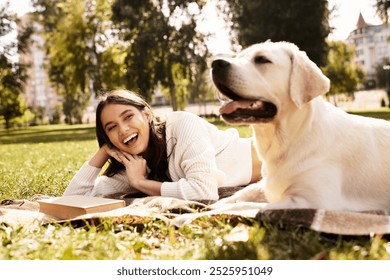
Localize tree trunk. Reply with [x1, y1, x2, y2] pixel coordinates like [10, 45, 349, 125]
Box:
[170, 85, 178, 111]
[5, 117, 11, 129]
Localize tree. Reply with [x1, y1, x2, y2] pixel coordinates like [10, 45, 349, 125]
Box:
[83, 0, 127, 92]
[375, 59, 390, 87]
[111, 0, 209, 110]
[0, 2, 32, 128]
[32, 0, 126, 124]
[46, 0, 93, 124]
[218, 0, 330, 66]
[375, 0, 390, 22]
[322, 40, 364, 101]
[0, 65, 26, 129]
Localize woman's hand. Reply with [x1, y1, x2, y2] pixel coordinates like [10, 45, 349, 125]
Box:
[92, 147, 161, 196]
[114, 151, 162, 196]
[115, 151, 148, 189]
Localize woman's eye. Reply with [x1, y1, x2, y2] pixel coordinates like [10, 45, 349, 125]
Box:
[107, 125, 116, 132]
[125, 114, 133, 120]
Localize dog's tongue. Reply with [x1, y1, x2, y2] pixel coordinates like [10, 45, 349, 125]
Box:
[219, 100, 256, 114]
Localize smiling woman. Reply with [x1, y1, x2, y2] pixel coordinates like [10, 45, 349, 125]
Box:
[100, 104, 151, 156]
[63, 89, 262, 201]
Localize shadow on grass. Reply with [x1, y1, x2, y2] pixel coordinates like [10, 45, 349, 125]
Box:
[0, 125, 96, 144]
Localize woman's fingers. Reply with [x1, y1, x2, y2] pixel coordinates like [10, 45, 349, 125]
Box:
[115, 151, 144, 164]
[107, 148, 144, 167]
[102, 145, 124, 162]
[111, 151, 124, 163]
[121, 151, 144, 161]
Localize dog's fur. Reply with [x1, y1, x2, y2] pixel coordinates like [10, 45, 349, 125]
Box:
[211, 41, 390, 211]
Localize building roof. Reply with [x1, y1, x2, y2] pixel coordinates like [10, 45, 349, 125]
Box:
[356, 12, 369, 29]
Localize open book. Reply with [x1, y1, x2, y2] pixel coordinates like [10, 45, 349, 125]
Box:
[38, 195, 126, 219]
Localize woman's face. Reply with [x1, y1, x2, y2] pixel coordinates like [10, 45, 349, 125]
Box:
[100, 103, 151, 155]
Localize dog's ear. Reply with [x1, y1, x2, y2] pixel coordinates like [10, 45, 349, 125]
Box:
[289, 49, 330, 108]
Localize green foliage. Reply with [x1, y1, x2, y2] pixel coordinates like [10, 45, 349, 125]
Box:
[374, 59, 390, 104]
[220, 0, 330, 66]
[322, 40, 365, 96]
[0, 78, 26, 128]
[111, 0, 209, 110]
[187, 66, 215, 105]
[172, 63, 190, 110]
[32, 0, 126, 124]
[31, 0, 210, 115]
[0, 3, 31, 128]
[37, 0, 90, 124]
[10, 108, 35, 126]
[375, 0, 390, 23]
[99, 44, 127, 90]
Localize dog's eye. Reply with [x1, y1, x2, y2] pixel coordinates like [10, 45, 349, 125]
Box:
[254, 56, 271, 64]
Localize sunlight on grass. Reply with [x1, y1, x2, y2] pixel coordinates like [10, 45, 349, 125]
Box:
[0, 124, 97, 199]
[0, 140, 97, 199]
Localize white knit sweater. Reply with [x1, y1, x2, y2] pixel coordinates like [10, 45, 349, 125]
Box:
[64, 111, 252, 200]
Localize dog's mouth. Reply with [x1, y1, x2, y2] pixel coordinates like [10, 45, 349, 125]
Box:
[214, 81, 277, 124]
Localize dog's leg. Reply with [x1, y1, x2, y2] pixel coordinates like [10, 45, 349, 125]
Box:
[263, 196, 313, 210]
[210, 181, 266, 209]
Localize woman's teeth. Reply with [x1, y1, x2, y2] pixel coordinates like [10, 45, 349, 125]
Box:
[123, 133, 137, 144]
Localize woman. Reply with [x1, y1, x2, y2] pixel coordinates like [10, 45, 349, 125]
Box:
[64, 89, 262, 201]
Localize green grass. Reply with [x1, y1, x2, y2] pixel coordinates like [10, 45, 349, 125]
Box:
[0, 124, 97, 199]
[348, 108, 390, 121]
[1, 111, 390, 260]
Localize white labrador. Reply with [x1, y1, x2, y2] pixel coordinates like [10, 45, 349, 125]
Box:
[210, 41, 390, 212]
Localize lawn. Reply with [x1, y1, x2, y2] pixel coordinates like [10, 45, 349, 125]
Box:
[348, 108, 390, 120]
[1, 111, 390, 260]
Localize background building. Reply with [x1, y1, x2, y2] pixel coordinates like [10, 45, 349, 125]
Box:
[347, 13, 390, 81]
[19, 16, 61, 124]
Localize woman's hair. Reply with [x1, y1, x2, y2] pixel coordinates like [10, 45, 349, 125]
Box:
[95, 89, 171, 182]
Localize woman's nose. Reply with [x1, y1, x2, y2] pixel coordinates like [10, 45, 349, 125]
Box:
[118, 123, 129, 135]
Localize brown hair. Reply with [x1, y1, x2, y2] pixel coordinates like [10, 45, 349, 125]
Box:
[95, 89, 171, 182]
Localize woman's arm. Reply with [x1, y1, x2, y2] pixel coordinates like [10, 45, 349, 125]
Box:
[63, 146, 136, 197]
[88, 145, 117, 168]
[63, 162, 102, 196]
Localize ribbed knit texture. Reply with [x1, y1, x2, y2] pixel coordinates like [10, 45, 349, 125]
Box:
[64, 163, 140, 197]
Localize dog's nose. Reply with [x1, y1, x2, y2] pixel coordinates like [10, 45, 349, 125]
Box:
[212, 59, 230, 69]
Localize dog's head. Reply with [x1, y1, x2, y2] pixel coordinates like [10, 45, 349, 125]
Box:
[211, 41, 330, 124]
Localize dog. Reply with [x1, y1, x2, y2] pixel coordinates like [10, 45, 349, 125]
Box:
[210, 41, 390, 212]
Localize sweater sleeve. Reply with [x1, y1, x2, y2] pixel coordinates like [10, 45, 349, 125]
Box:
[161, 113, 226, 201]
[63, 162, 138, 197]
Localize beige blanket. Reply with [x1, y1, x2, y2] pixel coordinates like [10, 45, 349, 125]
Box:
[1, 187, 390, 236]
